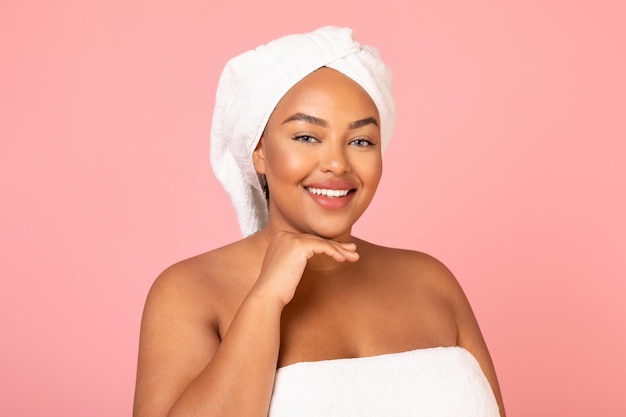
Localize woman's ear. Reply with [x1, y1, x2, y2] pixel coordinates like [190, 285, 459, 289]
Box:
[252, 136, 266, 175]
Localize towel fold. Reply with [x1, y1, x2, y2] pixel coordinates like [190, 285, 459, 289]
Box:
[210, 26, 396, 237]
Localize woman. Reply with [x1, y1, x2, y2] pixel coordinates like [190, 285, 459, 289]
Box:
[133, 27, 505, 417]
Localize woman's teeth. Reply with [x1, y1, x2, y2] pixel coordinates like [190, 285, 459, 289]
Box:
[306, 187, 350, 198]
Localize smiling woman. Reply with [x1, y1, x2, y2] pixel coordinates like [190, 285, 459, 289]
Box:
[133, 26, 505, 417]
[252, 68, 383, 239]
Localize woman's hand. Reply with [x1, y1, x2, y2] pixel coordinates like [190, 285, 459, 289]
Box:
[253, 231, 359, 307]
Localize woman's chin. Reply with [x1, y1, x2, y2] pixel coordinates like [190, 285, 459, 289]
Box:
[306, 224, 354, 241]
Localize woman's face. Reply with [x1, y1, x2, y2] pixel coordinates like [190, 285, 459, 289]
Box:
[253, 67, 383, 240]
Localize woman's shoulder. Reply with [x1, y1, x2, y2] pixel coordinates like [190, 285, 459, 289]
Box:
[356, 238, 464, 296]
[357, 238, 451, 271]
[157, 237, 260, 283]
[143, 238, 262, 319]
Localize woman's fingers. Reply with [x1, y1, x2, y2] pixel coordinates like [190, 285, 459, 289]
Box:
[254, 232, 359, 306]
[303, 239, 359, 262]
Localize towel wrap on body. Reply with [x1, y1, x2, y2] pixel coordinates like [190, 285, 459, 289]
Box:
[269, 347, 500, 417]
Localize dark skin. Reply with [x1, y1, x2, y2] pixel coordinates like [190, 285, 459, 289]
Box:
[133, 68, 506, 417]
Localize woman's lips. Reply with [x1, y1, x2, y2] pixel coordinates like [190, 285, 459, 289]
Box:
[303, 182, 356, 209]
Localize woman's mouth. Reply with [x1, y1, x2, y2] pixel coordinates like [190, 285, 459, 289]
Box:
[305, 187, 351, 198]
[304, 185, 355, 210]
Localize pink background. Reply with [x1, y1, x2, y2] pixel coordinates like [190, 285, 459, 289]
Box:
[1, 1, 624, 415]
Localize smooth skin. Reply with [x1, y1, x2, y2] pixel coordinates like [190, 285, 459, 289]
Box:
[133, 68, 506, 417]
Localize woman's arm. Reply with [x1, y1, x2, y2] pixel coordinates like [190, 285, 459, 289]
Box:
[133, 232, 359, 417]
[451, 275, 507, 417]
[133, 269, 283, 417]
[413, 252, 506, 417]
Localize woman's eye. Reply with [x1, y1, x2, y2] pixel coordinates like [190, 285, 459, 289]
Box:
[294, 135, 319, 143]
[350, 138, 375, 147]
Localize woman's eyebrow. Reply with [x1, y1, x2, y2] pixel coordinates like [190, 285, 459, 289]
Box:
[281, 113, 379, 130]
[281, 113, 327, 127]
[348, 117, 379, 129]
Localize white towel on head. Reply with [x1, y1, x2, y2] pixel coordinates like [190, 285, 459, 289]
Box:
[210, 26, 396, 237]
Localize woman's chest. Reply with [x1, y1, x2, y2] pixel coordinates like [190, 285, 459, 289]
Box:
[275, 273, 458, 367]
[211, 259, 458, 367]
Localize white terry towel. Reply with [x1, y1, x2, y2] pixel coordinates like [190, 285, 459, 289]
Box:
[210, 26, 396, 237]
[269, 347, 501, 417]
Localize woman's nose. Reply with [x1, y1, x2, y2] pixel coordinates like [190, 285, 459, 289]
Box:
[319, 140, 350, 174]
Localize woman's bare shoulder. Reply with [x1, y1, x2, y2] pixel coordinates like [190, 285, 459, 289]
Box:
[356, 238, 464, 295]
[143, 238, 261, 322]
[357, 238, 451, 271]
